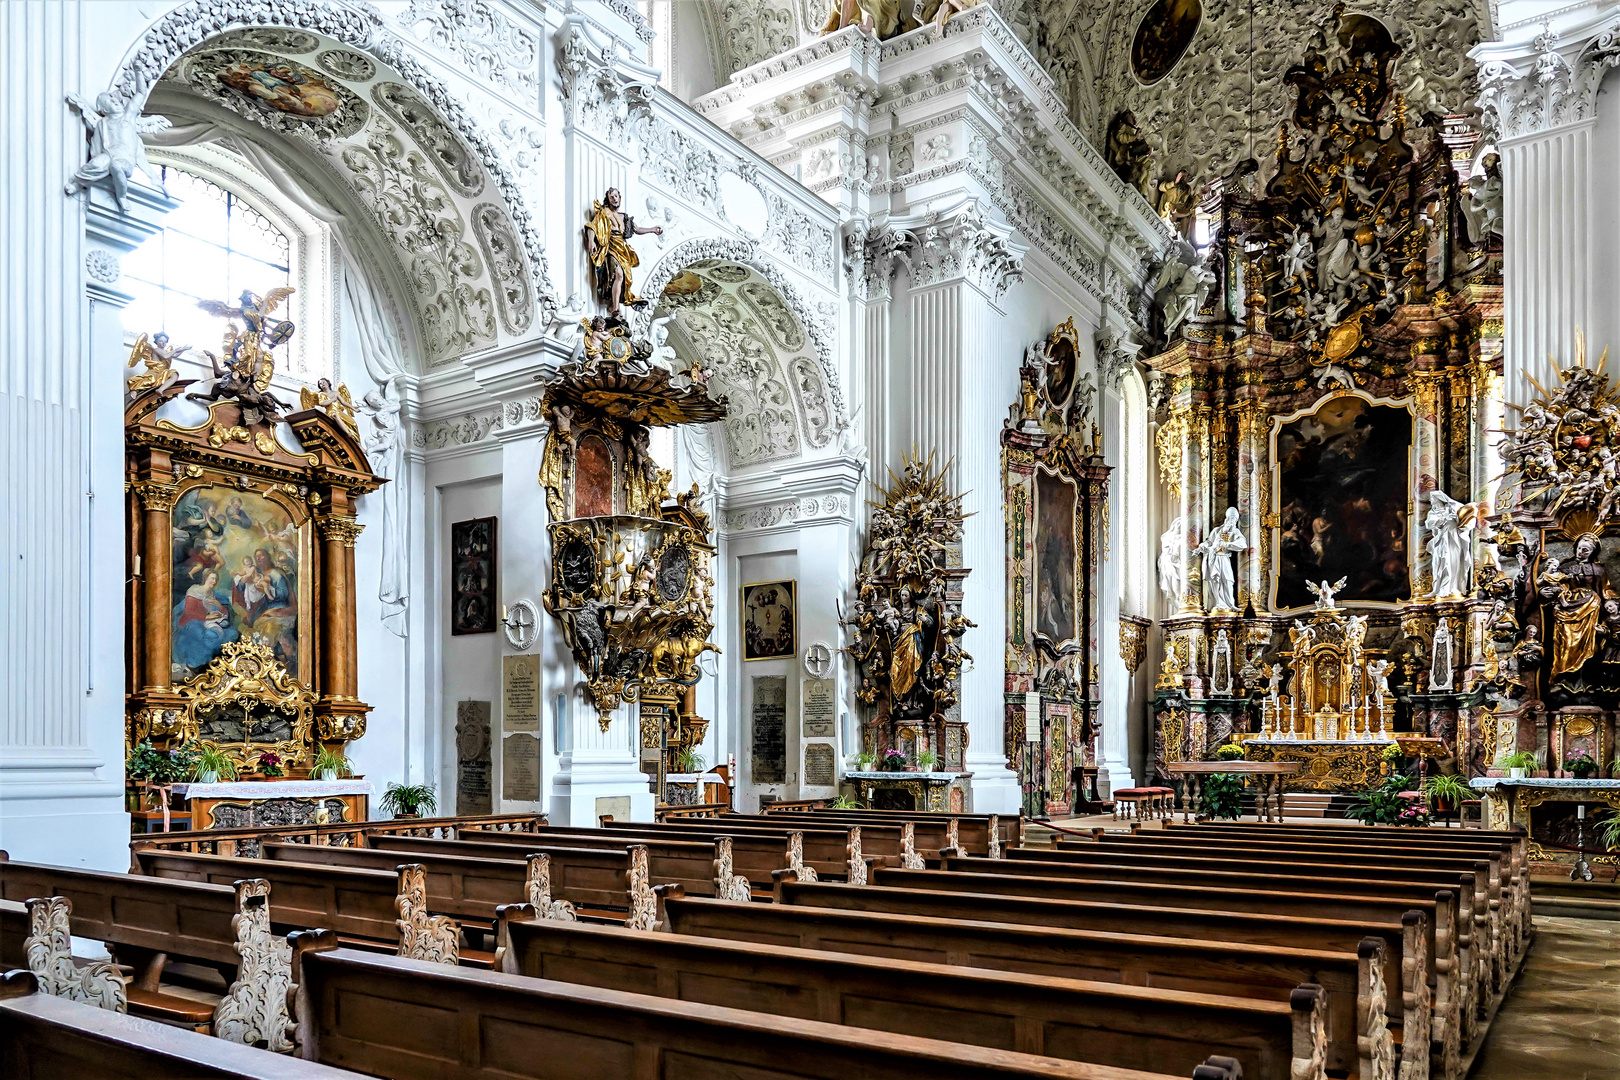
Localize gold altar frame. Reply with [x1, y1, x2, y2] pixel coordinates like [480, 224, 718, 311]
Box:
[1266, 388, 1416, 614]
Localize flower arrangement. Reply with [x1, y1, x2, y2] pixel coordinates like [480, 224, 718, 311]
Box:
[255, 751, 286, 778]
[1564, 753, 1598, 779]
[127, 740, 198, 786]
[1381, 743, 1404, 763]
[1214, 743, 1247, 761]
[879, 749, 909, 772]
[1395, 803, 1433, 828]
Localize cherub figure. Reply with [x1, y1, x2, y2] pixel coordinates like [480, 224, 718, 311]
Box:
[1306, 576, 1349, 610]
[126, 331, 187, 394]
[64, 92, 171, 210]
[300, 377, 358, 434]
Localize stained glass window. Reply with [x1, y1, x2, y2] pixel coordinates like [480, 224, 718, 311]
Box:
[122, 167, 293, 352]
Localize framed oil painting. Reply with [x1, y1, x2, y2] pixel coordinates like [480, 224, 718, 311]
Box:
[171, 485, 309, 683]
[1131, 0, 1202, 85]
[743, 580, 796, 661]
[1272, 395, 1412, 610]
[451, 516, 498, 635]
[1034, 469, 1078, 645]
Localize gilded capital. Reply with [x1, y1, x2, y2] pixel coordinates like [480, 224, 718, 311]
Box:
[134, 480, 180, 512]
[316, 515, 365, 547]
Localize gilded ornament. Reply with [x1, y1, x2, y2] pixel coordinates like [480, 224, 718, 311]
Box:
[299, 377, 359, 435]
[1155, 410, 1187, 497]
[179, 640, 315, 769]
[187, 287, 298, 424]
[125, 331, 187, 394]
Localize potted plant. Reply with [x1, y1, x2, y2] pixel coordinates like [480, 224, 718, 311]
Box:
[1349, 775, 1412, 826]
[380, 782, 437, 819]
[312, 747, 353, 782]
[192, 744, 238, 785]
[915, 749, 940, 773]
[1381, 743, 1404, 765]
[672, 748, 706, 775]
[1214, 743, 1247, 762]
[255, 751, 286, 779]
[879, 749, 909, 773]
[851, 751, 876, 772]
[1612, 755, 1620, 780]
[1599, 809, 1620, 853]
[829, 795, 865, 809]
[1564, 752, 1599, 780]
[1395, 802, 1433, 827]
[1423, 772, 1470, 815]
[1499, 750, 1539, 780]
[1201, 773, 1248, 820]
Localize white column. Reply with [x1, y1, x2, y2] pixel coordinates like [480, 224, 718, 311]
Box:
[901, 200, 1026, 813]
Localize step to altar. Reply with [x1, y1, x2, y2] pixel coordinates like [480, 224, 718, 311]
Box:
[1274, 792, 1357, 818]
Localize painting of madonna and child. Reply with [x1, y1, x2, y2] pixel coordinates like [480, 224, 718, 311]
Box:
[171, 486, 304, 682]
[1274, 396, 1412, 610]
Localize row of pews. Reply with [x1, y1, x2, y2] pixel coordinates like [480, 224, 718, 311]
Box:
[0, 806, 1530, 1080]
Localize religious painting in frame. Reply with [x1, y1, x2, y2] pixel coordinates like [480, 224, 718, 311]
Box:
[1131, 0, 1202, 85]
[171, 484, 311, 684]
[1271, 393, 1412, 611]
[742, 580, 797, 661]
[451, 516, 498, 635]
[1034, 468, 1079, 646]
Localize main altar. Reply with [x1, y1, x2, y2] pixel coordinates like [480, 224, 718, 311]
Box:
[124, 289, 384, 830]
[1144, 8, 1503, 794]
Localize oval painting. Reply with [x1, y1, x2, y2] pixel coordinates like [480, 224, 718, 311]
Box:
[1131, 0, 1203, 86]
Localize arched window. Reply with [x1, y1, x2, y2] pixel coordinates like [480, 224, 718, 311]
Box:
[122, 166, 293, 350]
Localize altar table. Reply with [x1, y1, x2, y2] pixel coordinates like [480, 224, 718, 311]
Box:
[843, 771, 970, 812]
[1167, 761, 1303, 822]
[168, 779, 373, 831]
[1469, 777, 1620, 872]
[1241, 738, 1395, 793]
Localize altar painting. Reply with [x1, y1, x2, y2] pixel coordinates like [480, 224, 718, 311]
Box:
[1273, 396, 1411, 610]
[1035, 469, 1077, 645]
[171, 486, 305, 682]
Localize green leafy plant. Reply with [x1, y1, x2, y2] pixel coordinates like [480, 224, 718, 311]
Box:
[192, 743, 238, 783]
[1499, 750, 1540, 773]
[127, 740, 198, 785]
[915, 750, 940, 771]
[1381, 743, 1405, 763]
[1214, 743, 1247, 761]
[1201, 773, 1248, 820]
[672, 748, 706, 774]
[255, 751, 286, 778]
[879, 749, 909, 772]
[1611, 755, 1620, 779]
[852, 751, 876, 771]
[1598, 809, 1620, 853]
[380, 782, 437, 817]
[1349, 774, 1414, 826]
[1395, 803, 1432, 827]
[829, 795, 865, 810]
[1423, 773, 1470, 809]
[312, 747, 353, 780]
[1564, 753, 1598, 778]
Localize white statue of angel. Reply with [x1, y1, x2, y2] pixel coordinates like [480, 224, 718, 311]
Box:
[1366, 658, 1392, 701]
[1306, 577, 1348, 611]
[1155, 255, 1215, 338]
[64, 92, 170, 211]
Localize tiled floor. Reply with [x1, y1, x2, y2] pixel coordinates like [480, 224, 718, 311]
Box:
[1472, 916, 1620, 1080]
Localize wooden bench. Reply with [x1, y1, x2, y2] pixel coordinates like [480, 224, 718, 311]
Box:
[0, 854, 290, 1047]
[771, 876, 1433, 1080]
[496, 909, 1324, 1080]
[762, 808, 1020, 857]
[606, 813, 924, 872]
[656, 801, 732, 819]
[266, 840, 657, 927]
[132, 848, 461, 966]
[126, 813, 549, 860]
[0, 970, 363, 1079]
[599, 818, 884, 880]
[286, 932, 1245, 1080]
[464, 823, 813, 890]
[871, 865, 1462, 1080]
[653, 892, 1382, 1080]
[398, 830, 738, 897]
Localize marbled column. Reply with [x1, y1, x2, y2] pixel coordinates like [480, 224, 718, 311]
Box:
[1411, 370, 1444, 599]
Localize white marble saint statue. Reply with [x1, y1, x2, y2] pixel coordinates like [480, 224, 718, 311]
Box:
[1195, 507, 1248, 613]
[1425, 490, 1475, 599]
[1157, 515, 1186, 606]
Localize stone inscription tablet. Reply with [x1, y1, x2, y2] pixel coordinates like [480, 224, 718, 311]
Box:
[751, 676, 786, 783]
[455, 700, 493, 815]
[803, 742, 836, 787]
[502, 654, 540, 732]
[502, 732, 541, 802]
[801, 677, 835, 738]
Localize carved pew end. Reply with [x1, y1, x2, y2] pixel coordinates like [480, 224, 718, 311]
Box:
[652, 883, 685, 932]
[1193, 1056, 1245, 1080]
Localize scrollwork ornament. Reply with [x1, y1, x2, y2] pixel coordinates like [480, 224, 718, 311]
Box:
[845, 826, 867, 885]
[26, 897, 126, 1012]
[212, 879, 293, 1052]
[712, 836, 753, 901]
[394, 864, 460, 964]
[525, 854, 579, 921]
[624, 845, 658, 930]
[786, 831, 817, 882]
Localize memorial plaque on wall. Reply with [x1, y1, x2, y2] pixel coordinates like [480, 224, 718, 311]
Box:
[803, 742, 836, 787]
[451, 516, 497, 634]
[801, 677, 835, 738]
[502, 732, 541, 802]
[502, 654, 540, 732]
[751, 676, 787, 783]
[455, 700, 493, 815]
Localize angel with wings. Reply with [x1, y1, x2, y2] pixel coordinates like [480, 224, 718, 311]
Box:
[300, 377, 357, 433]
[125, 331, 186, 395]
[187, 287, 297, 422]
[1306, 576, 1348, 611]
[64, 92, 170, 211]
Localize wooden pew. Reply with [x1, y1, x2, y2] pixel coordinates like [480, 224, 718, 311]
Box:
[265, 840, 657, 925]
[496, 909, 1327, 1080]
[126, 812, 549, 860]
[871, 865, 1462, 1080]
[1, 898, 28, 968]
[0, 854, 289, 1046]
[655, 892, 1385, 1080]
[0, 970, 364, 1080]
[376, 831, 731, 898]
[770, 879, 1432, 1080]
[286, 932, 1246, 1080]
[768, 807, 1021, 856]
[598, 818, 883, 880]
[461, 824, 799, 890]
[131, 848, 462, 965]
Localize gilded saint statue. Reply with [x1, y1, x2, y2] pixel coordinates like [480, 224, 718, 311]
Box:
[887, 585, 934, 698]
[1538, 534, 1613, 678]
[582, 188, 662, 319]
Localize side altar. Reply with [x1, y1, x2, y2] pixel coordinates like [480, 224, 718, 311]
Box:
[124, 288, 384, 829]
